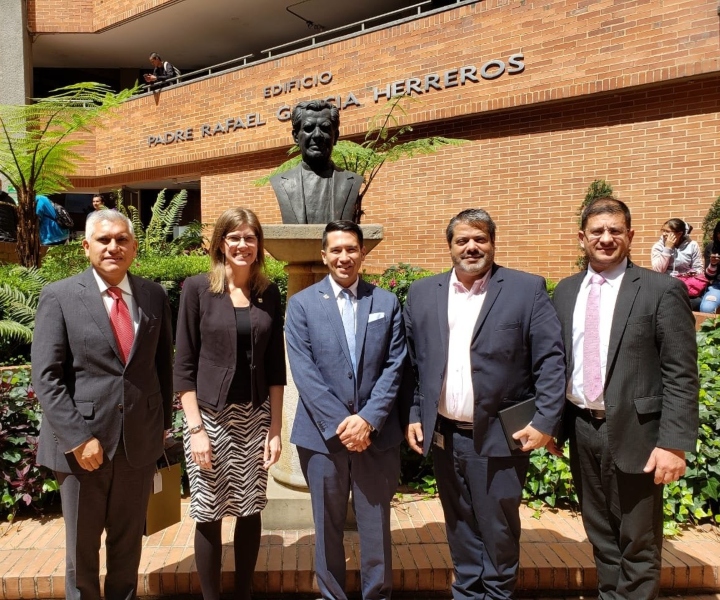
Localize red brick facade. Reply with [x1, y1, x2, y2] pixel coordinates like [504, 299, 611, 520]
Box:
[53, 0, 720, 279]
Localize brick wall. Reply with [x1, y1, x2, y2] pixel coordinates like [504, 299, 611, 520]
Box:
[61, 0, 720, 280]
[28, 0, 178, 32]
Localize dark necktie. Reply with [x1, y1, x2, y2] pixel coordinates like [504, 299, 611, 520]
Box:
[107, 286, 134, 363]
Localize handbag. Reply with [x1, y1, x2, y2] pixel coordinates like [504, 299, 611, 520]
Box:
[144, 450, 182, 536]
[675, 272, 708, 298]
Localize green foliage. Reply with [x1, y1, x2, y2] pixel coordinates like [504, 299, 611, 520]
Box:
[576, 179, 614, 270]
[115, 189, 191, 257]
[523, 447, 577, 516]
[701, 193, 720, 247]
[0, 268, 48, 363]
[255, 96, 466, 222]
[37, 241, 88, 281]
[666, 317, 720, 532]
[0, 368, 58, 520]
[0, 82, 141, 267]
[368, 263, 434, 306]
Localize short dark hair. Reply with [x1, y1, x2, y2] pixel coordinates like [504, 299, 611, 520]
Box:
[580, 196, 631, 230]
[323, 220, 363, 249]
[446, 208, 496, 246]
[149, 52, 162, 61]
[291, 100, 340, 138]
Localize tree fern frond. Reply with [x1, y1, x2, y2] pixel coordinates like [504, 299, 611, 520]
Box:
[0, 319, 33, 344]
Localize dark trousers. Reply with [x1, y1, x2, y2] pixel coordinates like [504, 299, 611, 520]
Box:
[569, 413, 664, 600]
[57, 444, 155, 600]
[298, 445, 400, 600]
[432, 421, 529, 600]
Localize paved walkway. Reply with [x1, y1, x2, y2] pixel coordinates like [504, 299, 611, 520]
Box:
[1, 495, 719, 599]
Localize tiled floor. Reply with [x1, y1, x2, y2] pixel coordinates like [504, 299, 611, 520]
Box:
[1, 496, 718, 599]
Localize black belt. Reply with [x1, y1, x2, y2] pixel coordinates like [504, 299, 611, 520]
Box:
[573, 405, 606, 421]
[437, 414, 474, 431]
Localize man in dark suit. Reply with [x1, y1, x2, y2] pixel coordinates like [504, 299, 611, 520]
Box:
[270, 100, 362, 224]
[33, 210, 174, 600]
[285, 220, 406, 600]
[550, 197, 699, 600]
[404, 208, 566, 600]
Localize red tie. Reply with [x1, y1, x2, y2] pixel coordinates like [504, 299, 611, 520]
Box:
[107, 286, 134, 363]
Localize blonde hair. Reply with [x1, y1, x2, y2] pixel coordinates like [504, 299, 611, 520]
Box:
[208, 207, 269, 295]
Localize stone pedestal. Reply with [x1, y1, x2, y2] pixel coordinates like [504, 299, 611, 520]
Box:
[261, 224, 382, 529]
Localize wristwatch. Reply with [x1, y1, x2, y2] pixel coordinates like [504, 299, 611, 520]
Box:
[188, 423, 205, 435]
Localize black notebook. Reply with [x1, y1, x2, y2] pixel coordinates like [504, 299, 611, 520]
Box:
[498, 398, 536, 450]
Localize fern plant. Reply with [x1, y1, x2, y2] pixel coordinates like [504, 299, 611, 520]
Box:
[114, 189, 188, 256]
[0, 82, 141, 267]
[0, 267, 48, 345]
[255, 95, 466, 222]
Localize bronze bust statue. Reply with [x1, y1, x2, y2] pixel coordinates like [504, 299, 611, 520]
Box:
[271, 100, 362, 224]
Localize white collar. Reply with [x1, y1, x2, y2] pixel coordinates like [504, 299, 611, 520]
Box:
[585, 258, 627, 289]
[92, 269, 133, 296]
[328, 275, 360, 299]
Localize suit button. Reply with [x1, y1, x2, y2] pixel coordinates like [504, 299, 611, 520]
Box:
[117, 404, 123, 411]
[347, 372, 353, 378]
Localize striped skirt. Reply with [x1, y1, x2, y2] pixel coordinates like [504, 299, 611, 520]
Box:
[183, 401, 270, 522]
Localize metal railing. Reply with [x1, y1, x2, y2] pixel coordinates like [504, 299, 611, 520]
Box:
[136, 0, 477, 96]
[261, 1, 433, 58]
[143, 53, 254, 91]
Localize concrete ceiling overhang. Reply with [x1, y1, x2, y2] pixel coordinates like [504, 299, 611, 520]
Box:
[31, 0, 416, 70]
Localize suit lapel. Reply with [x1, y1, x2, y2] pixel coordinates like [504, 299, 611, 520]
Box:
[606, 262, 641, 375]
[436, 272, 451, 359]
[354, 279, 373, 369]
[472, 265, 502, 342]
[333, 170, 358, 219]
[126, 273, 150, 364]
[560, 272, 585, 374]
[281, 170, 307, 223]
[318, 277, 354, 371]
[77, 268, 123, 363]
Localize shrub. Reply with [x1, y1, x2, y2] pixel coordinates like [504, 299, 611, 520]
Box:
[369, 263, 434, 306]
[0, 368, 58, 520]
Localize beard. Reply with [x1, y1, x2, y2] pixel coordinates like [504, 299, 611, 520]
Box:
[452, 251, 493, 277]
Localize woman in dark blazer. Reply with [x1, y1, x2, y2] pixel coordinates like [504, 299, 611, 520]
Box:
[174, 207, 286, 600]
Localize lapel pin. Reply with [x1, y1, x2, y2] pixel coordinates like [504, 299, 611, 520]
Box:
[258, 298, 263, 303]
[323, 294, 330, 299]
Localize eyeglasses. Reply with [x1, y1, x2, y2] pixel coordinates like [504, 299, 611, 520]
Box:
[224, 234, 258, 247]
[584, 226, 628, 241]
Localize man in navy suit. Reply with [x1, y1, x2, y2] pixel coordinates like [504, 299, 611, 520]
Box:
[404, 208, 566, 600]
[285, 220, 406, 600]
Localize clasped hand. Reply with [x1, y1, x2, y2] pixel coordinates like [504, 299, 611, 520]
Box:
[337, 415, 372, 452]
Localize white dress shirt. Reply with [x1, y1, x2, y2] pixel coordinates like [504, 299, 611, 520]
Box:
[439, 269, 490, 422]
[328, 276, 359, 325]
[92, 270, 140, 334]
[568, 259, 627, 409]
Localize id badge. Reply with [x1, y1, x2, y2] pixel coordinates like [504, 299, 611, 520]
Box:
[432, 430, 445, 450]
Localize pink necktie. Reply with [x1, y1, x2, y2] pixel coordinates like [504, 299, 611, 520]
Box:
[583, 274, 605, 403]
[107, 287, 134, 363]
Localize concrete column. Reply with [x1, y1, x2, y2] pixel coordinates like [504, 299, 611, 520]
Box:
[0, 0, 33, 106]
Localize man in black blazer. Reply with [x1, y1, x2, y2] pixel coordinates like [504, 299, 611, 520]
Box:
[404, 208, 566, 600]
[270, 100, 362, 224]
[33, 210, 174, 600]
[551, 197, 699, 600]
